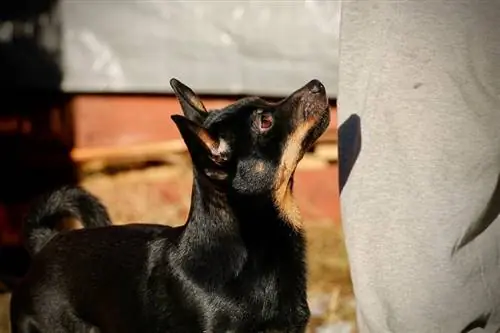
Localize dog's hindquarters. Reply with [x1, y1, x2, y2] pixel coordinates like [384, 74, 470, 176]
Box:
[10, 296, 96, 333]
[23, 186, 112, 256]
[10, 265, 102, 333]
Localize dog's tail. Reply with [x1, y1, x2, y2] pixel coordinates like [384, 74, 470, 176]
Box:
[23, 186, 112, 256]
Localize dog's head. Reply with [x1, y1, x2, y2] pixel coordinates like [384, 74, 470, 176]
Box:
[171, 79, 330, 228]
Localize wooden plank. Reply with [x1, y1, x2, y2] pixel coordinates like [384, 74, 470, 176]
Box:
[297, 155, 330, 171]
[313, 143, 338, 162]
[71, 139, 186, 162]
[72, 137, 337, 175]
[70, 95, 235, 149]
[69, 95, 338, 150]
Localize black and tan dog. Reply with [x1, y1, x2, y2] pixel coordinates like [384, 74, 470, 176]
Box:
[10, 78, 331, 333]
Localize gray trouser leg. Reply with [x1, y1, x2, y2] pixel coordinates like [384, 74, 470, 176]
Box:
[337, 2, 500, 332]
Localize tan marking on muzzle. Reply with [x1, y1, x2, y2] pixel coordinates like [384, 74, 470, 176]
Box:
[57, 217, 84, 231]
[273, 119, 316, 230]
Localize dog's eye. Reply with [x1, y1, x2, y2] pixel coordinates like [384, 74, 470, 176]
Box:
[260, 113, 273, 129]
[255, 110, 273, 132]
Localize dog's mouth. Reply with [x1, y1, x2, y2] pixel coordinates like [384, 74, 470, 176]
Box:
[273, 79, 331, 188]
[296, 80, 331, 153]
[273, 79, 332, 170]
[271, 80, 331, 228]
[302, 105, 330, 151]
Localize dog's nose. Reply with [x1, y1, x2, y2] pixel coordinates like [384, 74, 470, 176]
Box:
[307, 79, 325, 94]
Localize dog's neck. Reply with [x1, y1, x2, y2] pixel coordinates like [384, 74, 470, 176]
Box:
[174, 172, 305, 288]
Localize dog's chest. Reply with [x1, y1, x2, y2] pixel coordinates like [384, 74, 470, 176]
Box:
[202, 274, 287, 331]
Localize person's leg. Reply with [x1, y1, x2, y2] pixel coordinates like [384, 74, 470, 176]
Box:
[337, 2, 500, 332]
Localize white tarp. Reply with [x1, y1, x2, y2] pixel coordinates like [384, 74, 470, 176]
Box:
[62, 0, 340, 97]
[0, 1, 340, 97]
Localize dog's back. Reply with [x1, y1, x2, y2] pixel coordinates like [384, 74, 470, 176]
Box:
[11, 224, 185, 333]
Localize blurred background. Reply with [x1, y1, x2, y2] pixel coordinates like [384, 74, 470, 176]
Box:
[0, 1, 353, 332]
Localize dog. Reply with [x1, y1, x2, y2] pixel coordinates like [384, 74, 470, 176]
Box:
[10, 78, 331, 333]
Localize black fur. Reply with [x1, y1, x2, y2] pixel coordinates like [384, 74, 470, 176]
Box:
[23, 186, 112, 256]
[10, 79, 330, 333]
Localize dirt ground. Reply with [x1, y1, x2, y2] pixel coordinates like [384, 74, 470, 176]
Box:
[0, 163, 356, 333]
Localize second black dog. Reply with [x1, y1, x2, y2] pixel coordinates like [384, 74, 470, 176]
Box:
[10, 78, 331, 333]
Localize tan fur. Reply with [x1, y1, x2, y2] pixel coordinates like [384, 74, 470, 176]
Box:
[273, 120, 316, 230]
[57, 217, 84, 231]
[195, 128, 230, 161]
[254, 161, 265, 173]
[189, 96, 206, 112]
[196, 128, 217, 150]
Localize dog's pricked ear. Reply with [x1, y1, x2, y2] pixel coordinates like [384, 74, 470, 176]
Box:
[171, 115, 229, 166]
[170, 78, 208, 124]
